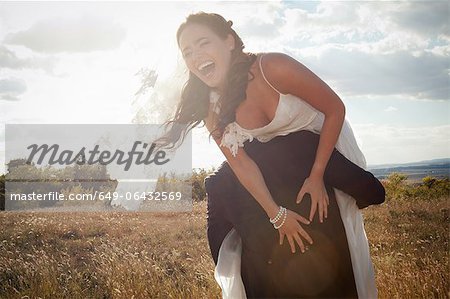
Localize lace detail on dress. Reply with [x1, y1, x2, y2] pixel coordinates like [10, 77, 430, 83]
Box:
[210, 90, 254, 157]
[219, 122, 254, 157]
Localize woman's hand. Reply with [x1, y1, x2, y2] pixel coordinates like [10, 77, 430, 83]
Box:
[276, 209, 313, 253]
[296, 176, 330, 223]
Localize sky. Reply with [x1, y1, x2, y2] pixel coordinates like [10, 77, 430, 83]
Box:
[0, 1, 449, 174]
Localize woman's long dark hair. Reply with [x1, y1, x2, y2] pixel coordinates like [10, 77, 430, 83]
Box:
[153, 12, 257, 152]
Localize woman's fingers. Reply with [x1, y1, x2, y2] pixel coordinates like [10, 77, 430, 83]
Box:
[296, 186, 306, 204]
[277, 209, 314, 253]
[298, 226, 313, 245]
[294, 213, 311, 225]
[287, 234, 296, 253]
[318, 198, 324, 223]
[285, 230, 312, 253]
[293, 233, 305, 253]
[309, 200, 317, 222]
[279, 230, 285, 245]
[311, 193, 329, 223]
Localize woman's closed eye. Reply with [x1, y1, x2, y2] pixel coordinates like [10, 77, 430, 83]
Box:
[200, 40, 210, 47]
[182, 51, 192, 58]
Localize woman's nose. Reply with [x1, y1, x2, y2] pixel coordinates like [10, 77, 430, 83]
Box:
[192, 47, 204, 60]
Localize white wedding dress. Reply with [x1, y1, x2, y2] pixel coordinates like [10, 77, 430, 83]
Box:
[211, 53, 377, 299]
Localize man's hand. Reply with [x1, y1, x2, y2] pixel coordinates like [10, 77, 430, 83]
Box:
[296, 176, 330, 223]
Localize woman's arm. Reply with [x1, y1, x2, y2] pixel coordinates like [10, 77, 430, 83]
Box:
[261, 53, 346, 223]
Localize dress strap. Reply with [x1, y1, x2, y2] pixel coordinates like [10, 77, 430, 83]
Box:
[259, 53, 282, 95]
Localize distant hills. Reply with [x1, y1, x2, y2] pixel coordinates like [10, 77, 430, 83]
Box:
[368, 158, 450, 181]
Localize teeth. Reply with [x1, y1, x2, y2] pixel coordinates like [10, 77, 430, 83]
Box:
[198, 61, 214, 71]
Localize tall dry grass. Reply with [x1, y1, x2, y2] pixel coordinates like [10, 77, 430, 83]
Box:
[364, 198, 448, 299]
[0, 198, 448, 298]
[0, 202, 220, 298]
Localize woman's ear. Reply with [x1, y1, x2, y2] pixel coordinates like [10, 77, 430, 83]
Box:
[226, 34, 235, 51]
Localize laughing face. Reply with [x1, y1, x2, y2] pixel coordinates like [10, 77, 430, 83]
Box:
[178, 23, 235, 92]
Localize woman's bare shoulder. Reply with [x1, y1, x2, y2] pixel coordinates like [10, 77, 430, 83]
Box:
[260, 52, 298, 68]
[259, 52, 317, 95]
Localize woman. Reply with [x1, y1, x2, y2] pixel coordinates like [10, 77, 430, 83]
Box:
[155, 12, 378, 298]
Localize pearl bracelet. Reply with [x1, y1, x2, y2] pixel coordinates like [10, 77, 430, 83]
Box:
[269, 206, 285, 224]
[273, 208, 288, 229]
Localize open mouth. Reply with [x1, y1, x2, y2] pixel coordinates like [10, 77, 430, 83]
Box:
[198, 61, 215, 78]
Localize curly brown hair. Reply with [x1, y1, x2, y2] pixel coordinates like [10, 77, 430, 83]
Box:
[153, 12, 257, 152]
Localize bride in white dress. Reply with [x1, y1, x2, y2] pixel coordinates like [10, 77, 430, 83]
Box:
[212, 54, 377, 298]
[154, 11, 379, 299]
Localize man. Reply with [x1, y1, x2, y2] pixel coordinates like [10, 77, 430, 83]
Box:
[205, 130, 385, 298]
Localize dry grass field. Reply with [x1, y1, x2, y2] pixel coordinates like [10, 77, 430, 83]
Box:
[0, 197, 448, 298]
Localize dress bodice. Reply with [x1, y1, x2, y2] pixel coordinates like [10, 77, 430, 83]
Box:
[210, 90, 320, 158]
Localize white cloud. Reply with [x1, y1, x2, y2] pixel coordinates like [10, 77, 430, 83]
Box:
[354, 124, 450, 165]
[288, 47, 449, 101]
[0, 45, 55, 72]
[3, 15, 126, 53]
[384, 106, 398, 112]
[389, 2, 449, 38]
[0, 78, 26, 101]
[279, 2, 448, 54]
[233, 3, 285, 39]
